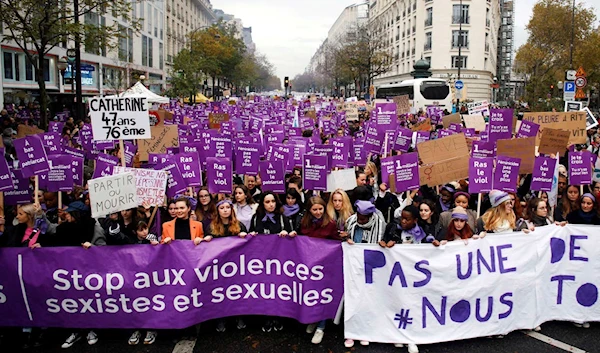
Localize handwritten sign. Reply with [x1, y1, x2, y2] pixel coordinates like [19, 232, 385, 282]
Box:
[113, 167, 168, 206]
[522, 112, 586, 145]
[88, 96, 151, 141]
[442, 113, 462, 128]
[411, 118, 431, 132]
[393, 95, 411, 115]
[463, 114, 486, 132]
[137, 125, 179, 161]
[209, 113, 229, 129]
[88, 172, 137, 218]
[496, 137, 536, 174]
[419, 155, 469, 187]
[538, 128, 570, 156]
[467, 100, 490, 116]
[417, 133, 468, 165]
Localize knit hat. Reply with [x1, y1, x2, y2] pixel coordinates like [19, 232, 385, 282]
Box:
[558, 164, 567, 178]
[355, 200, 376, 215]
[454, 191, 470, 201]
[489, 190, 511, 208]
[451, 206, 469, 220]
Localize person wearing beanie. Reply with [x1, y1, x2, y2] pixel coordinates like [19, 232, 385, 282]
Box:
[434, 206, 474, 246]
[477, 190, 529, 236]
[345, 200, 386, 245]
[437, 191, 478, 232]
[566, 193, 600, 225]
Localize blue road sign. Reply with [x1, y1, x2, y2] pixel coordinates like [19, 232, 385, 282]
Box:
[564, 81, 575, 93]
[455, 80, 464, 90]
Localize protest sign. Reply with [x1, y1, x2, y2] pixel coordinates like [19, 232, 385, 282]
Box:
[471, 141, 495, 159]
[0, 148, 13, 191]
[203, 157, 231, 194]
[496, 137, 535, 174]
[177, 153, 202, 187]
[154, 161, 187, 198]
[530, 156, 557, 191]
[393, 95, 411, 115]
[493, 156, 521, 192]
[137, 125, 179, 161]
[442, 113, 462, 128]
[516, 120, 540, 139]
[331, 139, 350, 169]
[468, 157, 493, 193]
[522, 111, 586, 145]
[364, 125, 383, 153]
[209, 133, 233, 159]
[569, 152, 592, 185]
[564, 101, 582, 112]
[260, 160, 285, 193]
[417, 133, 468, 165]
[411, 118, 431, 132]
[353, 143, 366, 167]
[380, 156, 398, 186]
[93, 153, 119, 179]
[88, 172, 137, 218]
[375, 103, 398, 130]
[462, 115, 486, 132]
[16, 124, 44, 139]
[113, 167, 168, 206]
[488, 109, 513, 143]
[415, 131, 430, 145]
[419, 155, 469, 187]
[538, 128, 570, 156]
[0, 235, 343, 328]
[303, 155, 328, 191]
[88, 96, 150, 141]
[326, 168, 357, 192]
[583, 107, 599, 130]
[45, 155, 73, 192]
[42, 133, 62, 155]
[394, 153, 420, 192]
[209, 113, 229, 129]
[4, 168, 31, 205]
[14, 135, 50, 178]
[394, 128, 413, 153]
[343, 225, 600, 345]
[466, 100, 490, 116]
[235, 143, 260, 176]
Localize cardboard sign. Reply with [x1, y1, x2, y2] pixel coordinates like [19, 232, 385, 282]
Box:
[538, 128, 571, 156]
[417, 133, 469, 165]
[496, 137, 536, 174]
[393, 95, 411, 115]
[522, 112, 586, 145]
[419, 155, 469, 187]
[88, 96, 151, 141]
[463, 114, 487, 132]
[137, 125, 179, 161]
[209, 113, 229, 129]
[88, 172, 137, 218]
[113, 166, 168, 206]
[411, 118, 431, 132]
[16, 124, 44, 138]
[442, 113, 462, 128]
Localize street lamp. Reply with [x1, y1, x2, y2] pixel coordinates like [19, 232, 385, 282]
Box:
[57, 57, 69, 93]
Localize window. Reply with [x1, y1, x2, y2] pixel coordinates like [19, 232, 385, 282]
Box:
[148, 38, 153, 67]
[424, 32, 432, 50]
[425, 8, 433, 26]
[160, 14, 163, 39]
[3, 52, 13, 80]
[452, 30, 469, 48]
[25, 56, 33, 81]
[147, 3, 152, 34]
[452, 5, 469, 24]
[154, 8, 158, 37]
[128, 29, 133, 63]
[159, 43, 163, 70]
[420, 81, 450, 100]
[452, 56, 467, 69]
[142, 35, 148, 66]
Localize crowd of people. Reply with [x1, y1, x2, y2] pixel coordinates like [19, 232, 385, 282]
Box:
[0, 97, 599, 353]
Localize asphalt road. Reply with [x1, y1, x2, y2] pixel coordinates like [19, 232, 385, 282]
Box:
[1, 318, 596, 353]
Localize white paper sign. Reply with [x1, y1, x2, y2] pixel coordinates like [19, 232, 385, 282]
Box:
[466, 100, 490, 117]
[88, 172, 137, 218]
[583, 107, 598, 130]
[343, 225, 600, 345]
[88, 95, 151, 141]
[327, 168, 357, 192]
[113, 166, 168, 206]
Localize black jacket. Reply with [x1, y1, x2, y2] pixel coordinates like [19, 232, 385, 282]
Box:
[566, 210, 600, 225]
[249, 213, 293, 234]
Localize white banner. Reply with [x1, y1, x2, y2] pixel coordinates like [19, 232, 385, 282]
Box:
[89, 95, 151, 141]
[343, 225, 600, 345]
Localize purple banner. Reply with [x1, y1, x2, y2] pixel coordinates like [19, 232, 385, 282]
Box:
[260, 160, 285, 193]
[488, 108, 513, 143]
[468, 157, 493, 193]
[531, 156, 557, 191]
[0, 236, 343, 328]
[493, 156, 521, 192]
[235, 143, 260, 176]
[14, 135, 50, 178]
[303, 154, 328, 191]
[516, 120, 539, 139]
[206, 157, 232, 194]
[569, 152, 592, 185]
[394, 152, 420, 192]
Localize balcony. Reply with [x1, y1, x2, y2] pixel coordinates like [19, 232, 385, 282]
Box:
[424, 43, 432, 51]
[485, 43, 490, 52]
[424, 19, 433, 27]
[452, 16, 470, 24]
[395, 34, 400, 41]
[451, 41, 469, 49]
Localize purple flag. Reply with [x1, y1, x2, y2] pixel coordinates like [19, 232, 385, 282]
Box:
[235, 143, 260, 176]
[394, 152, 420, 192]
[468, 157, 494, 193]
[303, 154, 328, 191]
[394, 128, 413, 153]
[177, 153, 202, 187]
[0, 236, 343, 328]
[471, 141, 496, 159]
[569, 152, 592, 185]
[4, 168, 31, 205]
[488, 108, 513, 143]
[531, 156, 557, 191]
[260, 160, 286, 193]
[206, 157, 232, 194]
[45, 154, 73, 192]
[0, 148, 13, 191]
[516, 120, 540, 139]
[155, 161, 187, 197]
[42, 133, 63, 155]
[14, 135, 50, 178]
[493, 156, 521, 192]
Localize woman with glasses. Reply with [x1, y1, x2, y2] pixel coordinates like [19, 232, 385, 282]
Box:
[195, 187, 217, 234]
[477, 190, 529, 237]
[523, 198, 554, 227]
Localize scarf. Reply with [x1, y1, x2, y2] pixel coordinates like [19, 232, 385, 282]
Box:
[531, 214, 551, 227]
[578, 209, 595, 223]
[283, 204, 300, 217]
[397, 223, 427, 243]
[346, 213, 385, 244]
[262, 212, 276, 223]
[440, 200, 451, 212]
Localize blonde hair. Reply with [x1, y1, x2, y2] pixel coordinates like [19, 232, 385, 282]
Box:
[365, 161, 378, 177]
[481, 201, 516, 231]
[326, 189, 354, 229]
[19, 203, 37, 219]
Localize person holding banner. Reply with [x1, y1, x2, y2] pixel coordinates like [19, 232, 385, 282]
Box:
[326, 189, 354, 237]
[233, 185, 257, 231]
[417, 199, 441, 241]
[0, 203, 53, 249]
[161, 197, 204, 244]
[566, 194, 600, 225]
[434, 206, 474, 246]
[523, 198, 555, 228]
[554, 185, 581, 222]
[478, 190, 528, 236]
[208, 199, 248, 239]
[380, 205, 431, 247]
[249, 192, 295, 237]
[345, 201, 386, 246]
[244, 175, 262, 203]
[436, 183, 459, 214]
[437, 192, 477, 233]
[47, 201, 96, 248]
[195, 187, 217, 234]
[282, 188, 305, 232]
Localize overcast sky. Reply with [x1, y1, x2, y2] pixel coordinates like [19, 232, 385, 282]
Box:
[211, 0, 599, 81]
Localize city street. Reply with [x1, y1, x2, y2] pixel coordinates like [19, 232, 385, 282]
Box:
[1, 319, 596, 353]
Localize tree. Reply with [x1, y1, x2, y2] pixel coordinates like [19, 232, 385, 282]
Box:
[0, 0, 139, 128]
[514, 0, 600, 109]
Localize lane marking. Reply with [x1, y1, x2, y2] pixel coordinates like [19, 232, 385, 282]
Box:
[17, 254, 33, 321]
[524, 330, 587, 353]
[172, 338, 197, 353]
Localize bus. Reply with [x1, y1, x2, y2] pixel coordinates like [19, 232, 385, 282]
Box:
[375, 78, 452, 112]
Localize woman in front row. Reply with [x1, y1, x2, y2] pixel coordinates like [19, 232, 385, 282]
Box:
[162, 197, 204, 244]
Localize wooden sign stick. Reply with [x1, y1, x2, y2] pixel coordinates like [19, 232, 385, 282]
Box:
[119, 139, 126, 167]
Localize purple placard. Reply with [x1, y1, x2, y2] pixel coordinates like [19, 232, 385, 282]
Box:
[468, 157, 494, 193]
[14, 135, 50, 178]
[353, 143, 366, 167]
[206, 157, 232, 194]
[530, 156, 557, 191]
[155, 161, 187, 197]
[471, 141, 496, 159]
[331, 138, 350, 169]
[177, 153, 202, 187]
[449, 123, 462, 132]
[94, 140, 116, 151]
[394, 152, 420, 192]
[235, 143, 260, 176]
[0, 148, 13, 191]
[516, 120, 540, 139]
[375, 103, 398, 131]
[148, 153, 170, 166]
[569, 151, 592, 185]
[45, 154, 73, 192]
[394, 127, 413, 153]
[93, 153, 119, 179]
[123, 142, 138, 167]
[415, 131, 430, 145]
[209, 133, 233, 159]
[290, 140, 307, 168]
[49, 121, 65, 134]
[4, 168, 31, 205]
[42, 133, 63, 155]
[303, 154, 328, 191]
[380, 156, 398, 186]
[438, 129, 455, 138]
[463, 128, 476, 138]
[364, 125, 383, 153]
[488, 108, 513, 143]
[260, 160, 285, 193]
[493, 156, 521, 192]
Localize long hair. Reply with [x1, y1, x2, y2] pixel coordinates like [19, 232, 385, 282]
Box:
[525, 198, 544, 221]
[446, 219, 473, 241]
[365, 161, 378, 177]
[256, 191, 283, 219]
[481, 201, 516, 231]
[233, 184, 255, 205]
[210, 202, 242, 236]
[418, 199, 439, 226]
[508, 192, 524, 218]
[301, 197, 332, 229]
[195, 186, 217, 221]
[560, 185, 580, 219]
[326, 189, 354, 226]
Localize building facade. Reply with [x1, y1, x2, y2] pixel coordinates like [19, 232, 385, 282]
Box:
[369, 0, 502, 102]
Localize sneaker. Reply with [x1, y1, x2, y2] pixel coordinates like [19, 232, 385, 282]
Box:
[344, 339, 354, 348]
[394, 343, 404, 347]
[360, 340, 369, 346]
[408, 343, 419, 353]
[236, 318, 246, 330]
[262, 320, 272, 333]
[61, 333, 81, 349]
[306, 323, 317, 334]
[273, 319, 283, 331]
[216, 320, 226, 332]
[128, 331, 141, 345]
[86, 331, 98, 345]
[144, 331, 156, 345]
[311, 329, 324, 344]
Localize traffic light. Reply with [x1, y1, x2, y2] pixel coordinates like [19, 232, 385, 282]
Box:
[284, 76, 289, 88]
